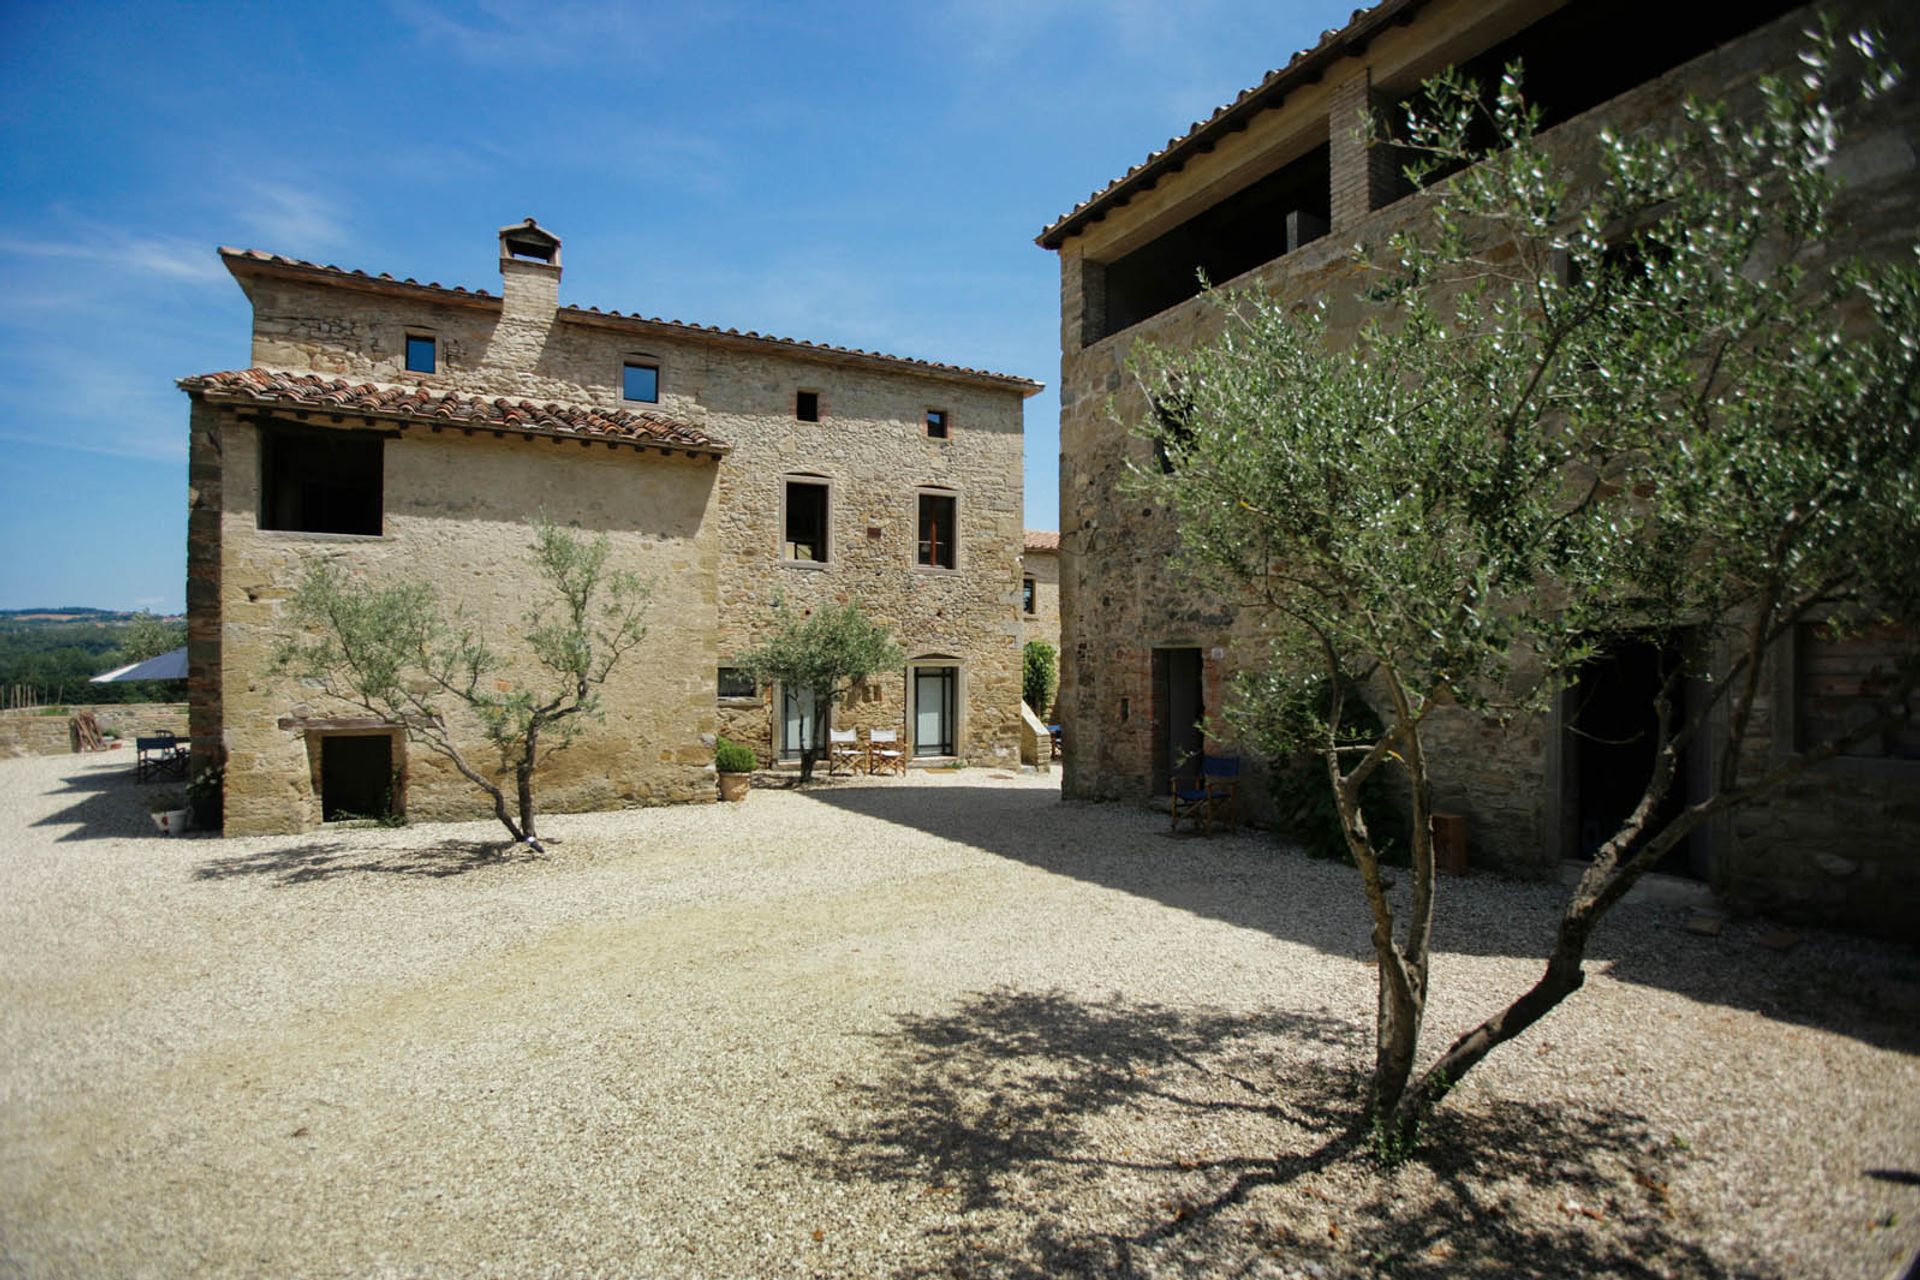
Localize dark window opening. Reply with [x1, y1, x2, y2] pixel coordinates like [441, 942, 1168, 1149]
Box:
[1093, 142, 1330, 343]
[796, 390, 820, 422]
[925, 409, 949, 439]
[1565, 634, 1703, 878]
[405, 334, 436, 374]
[1151, 388, 1196, 474]
[718, 666, 757, 699]
[784, 481, 829, 562]
[320, 734, 396, 822]
[1023, 577, 1037, 615]
[1386, 0, 1802, 193]
[917, 493, 957, 569]
[1796, 623, 1920, 761]
[261, 427, 384, 535]
[623, 362, 659, 403]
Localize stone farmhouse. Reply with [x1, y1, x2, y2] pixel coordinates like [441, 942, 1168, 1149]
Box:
[1040, 0, 1919, 935]
[1020, 531, 1061, 663]
[183, 220, 1039, 836]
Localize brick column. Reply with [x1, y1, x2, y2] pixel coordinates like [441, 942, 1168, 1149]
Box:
[184, 400, 224, 774]
[1329, 68, 1400, 232]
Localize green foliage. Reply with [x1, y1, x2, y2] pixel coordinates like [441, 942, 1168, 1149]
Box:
[1021, 640, 1057, 715]
[277, 520, 651, 848]
[740, 597, 902, 781]
[187, 761, 224, 831]
[1239, 671, 1406, 864]
[0, 611, 184, 705]
[715, 737, 756, 774]
[118, 611, 184, 664]
[1126, 24, 1919, 1135]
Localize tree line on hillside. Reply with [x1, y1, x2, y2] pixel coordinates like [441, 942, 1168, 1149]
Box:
[0, 613, 185, 706]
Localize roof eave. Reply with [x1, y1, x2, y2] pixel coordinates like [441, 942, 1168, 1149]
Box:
[177, 375, 731, 459]
[219, 249, 503, 310]
[1035, 0, 1429, 251]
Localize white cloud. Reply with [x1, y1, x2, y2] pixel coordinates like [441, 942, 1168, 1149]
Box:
[236, 182, 349, 252]
[386, 0, 693, 68]
[12, 231, 226, 285]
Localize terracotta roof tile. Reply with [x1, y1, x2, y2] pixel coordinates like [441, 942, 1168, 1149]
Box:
[219, 247, 1041, 393]
[177, 369, 727, 455]
[1024, 530, 1060, 552]
[220, 247, 496, 302]
[563, 305, 1040, 391]
[1037, 0, 1424, 249]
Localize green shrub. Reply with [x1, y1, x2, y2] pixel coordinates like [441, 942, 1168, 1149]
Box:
[1249, 674, 1408, 865]
[1022, 641, 1057, 715]
[715, 737, 756, 774]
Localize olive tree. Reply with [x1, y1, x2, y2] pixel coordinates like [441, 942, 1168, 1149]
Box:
[278, 521, 651, 851]
[1130, 24, 1918, 1145]
[741, 597, 902, 783]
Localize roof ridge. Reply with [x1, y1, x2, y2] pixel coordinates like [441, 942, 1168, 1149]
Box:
[220, 248, 1041, 391]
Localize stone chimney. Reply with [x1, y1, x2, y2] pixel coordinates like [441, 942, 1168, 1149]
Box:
[489, 218, 562, 374]
[498, 217, 562, 318]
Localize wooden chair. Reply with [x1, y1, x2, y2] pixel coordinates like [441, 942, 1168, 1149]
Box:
[866, 727, 906, 776]
[828, 728, 863, 776]
[1170, 755, 1240, 836]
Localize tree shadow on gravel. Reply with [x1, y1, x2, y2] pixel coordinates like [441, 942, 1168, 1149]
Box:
[800, 784, 1920, 1054]
[787, 987, 1758, 1279]
[192, 837, 529, 885]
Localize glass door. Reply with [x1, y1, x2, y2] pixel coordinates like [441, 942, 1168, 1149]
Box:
[913, 666, 957, 757]
[781, 684, 817, 761]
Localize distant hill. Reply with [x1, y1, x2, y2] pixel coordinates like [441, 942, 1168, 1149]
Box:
[0, 608, 184, 623]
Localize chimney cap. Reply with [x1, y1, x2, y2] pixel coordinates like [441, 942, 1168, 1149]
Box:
[499, 218, 561, 267]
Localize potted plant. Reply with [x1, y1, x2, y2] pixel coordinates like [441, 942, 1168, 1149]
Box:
[147, 789, 191, 835]
[716, 737, 755, 802]
[187, 762, 225, 833]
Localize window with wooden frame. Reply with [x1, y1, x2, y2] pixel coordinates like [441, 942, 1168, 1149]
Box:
[783, 478, 830, 564]
[717, 667, 757, 700]
[917, 490, 957, 570]
[1023, 577, 1037, 615]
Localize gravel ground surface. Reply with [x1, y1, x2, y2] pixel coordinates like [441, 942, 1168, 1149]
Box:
[1, 751, 1917, 1279]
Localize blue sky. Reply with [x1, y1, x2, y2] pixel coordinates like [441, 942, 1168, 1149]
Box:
[0, 0, 1352, 612]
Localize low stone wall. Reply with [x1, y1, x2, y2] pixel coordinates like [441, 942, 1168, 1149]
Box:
[0, 703, 190, 759]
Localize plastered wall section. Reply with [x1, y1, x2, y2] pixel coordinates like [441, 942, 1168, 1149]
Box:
[211, 409, 720, 836]
[1052, 0, 1920, 932]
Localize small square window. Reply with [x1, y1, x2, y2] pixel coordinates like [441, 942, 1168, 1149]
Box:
[925, 409, 949, 439]
[796, 390, 820, 422]
[1023, 577, 1036, 615]
[718, 667, 757, 699]
[623, 362, 659, 403]
[405, 334, 436, 374]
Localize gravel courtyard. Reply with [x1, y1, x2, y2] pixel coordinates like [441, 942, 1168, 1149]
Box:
[2, 752, 1916, 1279]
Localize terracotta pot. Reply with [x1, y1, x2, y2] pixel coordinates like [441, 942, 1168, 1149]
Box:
[717, 772, 751, 803]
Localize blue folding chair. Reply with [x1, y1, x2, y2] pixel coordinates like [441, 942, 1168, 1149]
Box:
[1171, 755, 1240, 836]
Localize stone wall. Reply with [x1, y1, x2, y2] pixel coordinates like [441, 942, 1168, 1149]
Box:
[0, 703, 189, 759]
[1049, 0, 1920, 934]
[208, 413, 720, 836]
